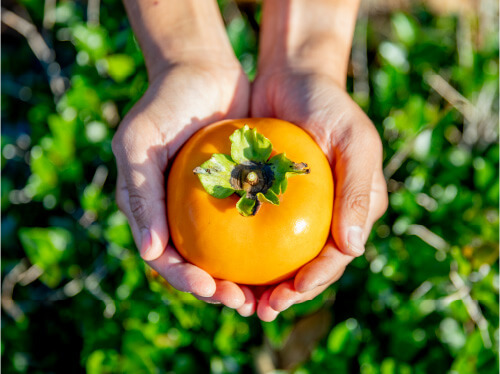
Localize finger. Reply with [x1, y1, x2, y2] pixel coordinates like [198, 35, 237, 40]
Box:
[147, 244, 216, 298]
[112, 126, 169, 261]
[195, 280, 246, 309]
[256, 288, 280, 322]
[331, 120, 383, 257]
[269, 280, 332, 312]
[237, 286, 257, 317]
[268, 279, 296, 312]
[293, 239, 352, 293]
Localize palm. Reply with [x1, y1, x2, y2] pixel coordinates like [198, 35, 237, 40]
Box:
[253, 71, 356, 156]
[122, 63, 249, 157]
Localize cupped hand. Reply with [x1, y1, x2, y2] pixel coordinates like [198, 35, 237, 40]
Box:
[112, 59, 254, 309]
[249, 69, 388, 321]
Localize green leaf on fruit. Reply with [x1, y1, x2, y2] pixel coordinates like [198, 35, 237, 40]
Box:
[194, 126, 309, 216]
[193, 154, 236, 199]
[236, 196, 258, 217]
[230, 125, 272, 163]
[257, 190, 280, 205]
[268, 153, 310, 195]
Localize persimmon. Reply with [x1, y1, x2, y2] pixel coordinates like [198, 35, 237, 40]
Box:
[167, 118, 334, 285]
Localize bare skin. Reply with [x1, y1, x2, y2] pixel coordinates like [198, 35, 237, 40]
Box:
[113, 0, 388, 320]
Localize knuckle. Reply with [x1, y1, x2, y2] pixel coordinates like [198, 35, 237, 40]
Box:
[345, 188, 370, 219]
[128, 191, 149, 226]
[331, 124, 353, 154]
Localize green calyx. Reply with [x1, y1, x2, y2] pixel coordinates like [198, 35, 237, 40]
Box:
[193, 125, 310, 216]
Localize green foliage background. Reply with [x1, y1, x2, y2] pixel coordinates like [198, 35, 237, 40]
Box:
[1, 1, 499, 373]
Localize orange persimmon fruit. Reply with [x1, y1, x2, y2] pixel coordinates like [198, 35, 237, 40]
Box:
[167, 118, 333, 285]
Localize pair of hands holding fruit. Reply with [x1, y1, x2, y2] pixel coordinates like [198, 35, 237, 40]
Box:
[112, 0, 388, 321]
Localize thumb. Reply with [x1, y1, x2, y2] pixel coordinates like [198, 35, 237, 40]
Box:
[332, 124, 383, 257]
[112, 128, 169, 261]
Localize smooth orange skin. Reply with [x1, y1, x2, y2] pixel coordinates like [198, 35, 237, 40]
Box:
[167, 118, 334, 285]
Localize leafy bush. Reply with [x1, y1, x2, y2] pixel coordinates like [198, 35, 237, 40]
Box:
[2, 1, 498, 373]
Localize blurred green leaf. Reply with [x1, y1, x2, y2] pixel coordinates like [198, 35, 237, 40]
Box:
[71, 24, 110, 60]
[392, 13, 418, 46]
[86, 349, 120, 374]
[327, 319, 361, 356]
[104, 54, 136, 83]
[19, 227, 72, 287]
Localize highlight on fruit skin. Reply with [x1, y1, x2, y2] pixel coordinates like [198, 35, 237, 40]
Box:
[193, 125, 310, 217]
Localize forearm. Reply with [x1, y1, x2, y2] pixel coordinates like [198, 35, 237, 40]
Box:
[258, 0, 360, 86]
[124, 0, 235, 80]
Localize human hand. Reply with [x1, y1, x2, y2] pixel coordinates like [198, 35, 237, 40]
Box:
[112, 59, 252, 309]
[249, 68, 388, 321]
[113, 0, 263, 311]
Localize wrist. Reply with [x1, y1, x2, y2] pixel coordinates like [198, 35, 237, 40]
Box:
[258, 0, 360, 86]
[257, 33, 350, 88]
[147, 52, 242, 84]
[124, 0, 237, 81]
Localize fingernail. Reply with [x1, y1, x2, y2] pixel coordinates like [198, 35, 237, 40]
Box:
[238, 302, 255, 317]
[140, 228, 152, 258]
[347, 226, 365, 256]
[260, 309, 279, 323]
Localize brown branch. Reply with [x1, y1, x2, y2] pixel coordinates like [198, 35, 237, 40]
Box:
[1, 259, 29, 321]
[2, 7, 54, 63]
[43, 0, 56, 30]
[1, 7, 66, 98]
[424, 71, 476, 122]
[425, 70, 498, 147]
[383, 137, 416, 180]
[87, 0, 101, 26]
[407, 224, 450, 251]
[449, 269, 492, 348]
